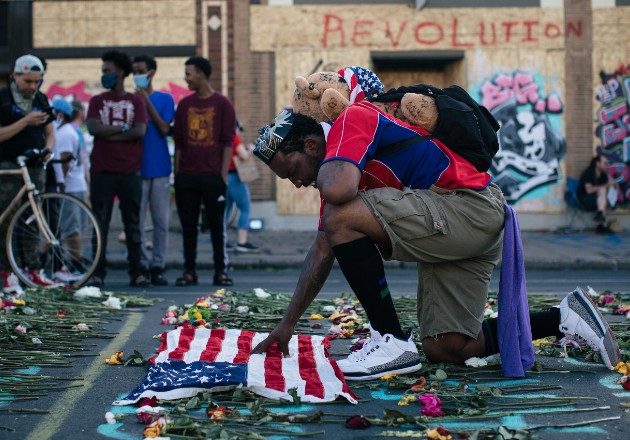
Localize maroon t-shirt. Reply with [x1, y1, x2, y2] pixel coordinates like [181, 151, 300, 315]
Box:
[173, 92, 236, 175]
[87, 91, 147, 175]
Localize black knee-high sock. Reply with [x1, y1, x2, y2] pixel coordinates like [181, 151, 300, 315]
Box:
[482, 307, 563, 356]
[332, 237, 405, 339]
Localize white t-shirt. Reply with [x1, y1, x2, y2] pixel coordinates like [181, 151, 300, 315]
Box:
[53, 121, 87, 193]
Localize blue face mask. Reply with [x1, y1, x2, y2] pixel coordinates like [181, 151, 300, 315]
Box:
[100, 72, 117, 89]
[133, 73, 151, 89]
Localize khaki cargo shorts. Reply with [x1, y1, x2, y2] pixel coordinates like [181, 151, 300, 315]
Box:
[359, 183, 506, 340]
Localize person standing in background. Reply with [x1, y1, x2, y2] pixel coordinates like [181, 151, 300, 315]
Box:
[86, 50, 148, 288]
[225, 120, 259, 253]
[70, 100, 90, 199]
[173, 56, 236, 287]
[51, 98, 87, 282]
[132, 54, 175, 286]
[0, 54, 57, 291]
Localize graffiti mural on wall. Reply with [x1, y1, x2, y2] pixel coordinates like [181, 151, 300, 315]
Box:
[595, 66, 630, 205]
[45, 81, 193, 105]
[477, 71, 566, 204]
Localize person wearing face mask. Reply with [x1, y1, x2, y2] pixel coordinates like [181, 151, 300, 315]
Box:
[131, 54, 175, 286]
[86, 50, 148, 288]
[0, 54, 59, 291]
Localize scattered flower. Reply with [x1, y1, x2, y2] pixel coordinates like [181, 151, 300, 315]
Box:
[236, 306, 249, 314]
[587, 286, 598, 298]
[143, 423, 161, 438]
[310, 322, 322, 329]
[380, 373, 399, 380]
[410, 377, 427, 393]
[15, 325, 26, 334]
[345, 415, 371, 429]
[104, 411, 116, 424]
[22, 306, 35, 315]
[398, 394, 417, 406]
[72, 323, 90, 331]
[418, 393, 444, 417]
[253, 288, 270, 298]
[309, 313, 324, 320]
[465, 357, 488, 368]
[206, 405, 232, 421]
[74, 286, 102, 298]
[105, 351, 125, 365]
[615, 362, 630, 375]
[102, 296, 122, 310]
[426, 427, 452, 440]
[322, 305, 336, 312]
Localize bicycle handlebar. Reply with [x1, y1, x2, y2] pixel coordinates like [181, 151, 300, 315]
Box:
[16, 148, 75, 167]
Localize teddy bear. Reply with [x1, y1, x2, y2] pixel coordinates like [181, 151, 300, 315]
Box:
[291, 65, 438, 133]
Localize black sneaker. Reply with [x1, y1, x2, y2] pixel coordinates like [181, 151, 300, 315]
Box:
[150, 268, 168, 286]
[236, 242, 260, 253]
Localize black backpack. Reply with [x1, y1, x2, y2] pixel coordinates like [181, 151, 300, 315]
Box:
[369, 84, 500, 172]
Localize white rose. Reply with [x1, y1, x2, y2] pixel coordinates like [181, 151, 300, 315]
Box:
[74, 286, 102, 298]
[102, 296, 122, 310]
[254, 288, 270, 298]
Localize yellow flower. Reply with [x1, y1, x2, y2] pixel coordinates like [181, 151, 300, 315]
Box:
[532, 336, 554, 347]
[381, 373, 399, 380]
[213, 289, 226, 296]
[196, 299, 208, 308]
[143, 424, 161, 438]
[193, 310, 203, 320]
[328, 312, 345, 322]
[309, 314, 324, 320]
[397, 394, 417, 406]
[615, 362, 630, 375]
[105, 351, 124, 365]
[13, 299, 26, 305]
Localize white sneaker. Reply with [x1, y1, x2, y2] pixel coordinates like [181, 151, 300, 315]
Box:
[559, 286, 621, 369]
[1, 271, 24, 295]
[25, 269, 61, 288]
[53, 267, 83, 283]
[336, 326, 422, 381]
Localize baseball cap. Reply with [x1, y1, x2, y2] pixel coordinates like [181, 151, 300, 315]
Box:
[253, 109, 294, 164]
[52, 98, 73, 117]
[14, 55, 45, 75]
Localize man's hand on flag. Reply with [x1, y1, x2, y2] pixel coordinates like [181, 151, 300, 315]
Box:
[251, 320, 294, 357]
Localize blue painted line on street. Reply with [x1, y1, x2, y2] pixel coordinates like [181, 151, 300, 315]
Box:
[96, 422, 140, 440]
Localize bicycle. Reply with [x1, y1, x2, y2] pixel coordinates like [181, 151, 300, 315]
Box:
[0, 148, 102, 288]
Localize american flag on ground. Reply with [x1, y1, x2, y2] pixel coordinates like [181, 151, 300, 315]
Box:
[114, 328, 357, 405]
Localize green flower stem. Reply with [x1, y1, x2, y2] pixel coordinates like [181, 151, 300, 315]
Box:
[0, 408, 49, 414]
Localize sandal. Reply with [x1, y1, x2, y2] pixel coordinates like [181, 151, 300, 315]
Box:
[213, 272, 233, 286]
[176, 271, 198, 287]
[130, 273, 150, 287]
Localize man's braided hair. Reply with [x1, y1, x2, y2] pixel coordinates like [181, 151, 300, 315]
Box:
[277, 113, 324, 155]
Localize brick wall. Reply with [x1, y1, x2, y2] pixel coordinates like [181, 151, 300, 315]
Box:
[564, 0, 593, 179]
[195, 0, 274, 200]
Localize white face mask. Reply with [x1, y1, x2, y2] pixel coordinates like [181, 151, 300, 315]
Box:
[133, 72, 151, 89]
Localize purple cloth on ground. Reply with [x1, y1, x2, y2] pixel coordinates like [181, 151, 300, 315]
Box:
[498, 205, 535, 377]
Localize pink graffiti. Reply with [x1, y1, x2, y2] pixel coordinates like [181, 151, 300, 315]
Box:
[601, 120, 630, 148]
[160, 82, 193, 105]
[480, 71, 564, 114]
[598, 101, 628, 124]
[46, 82, 92, 102]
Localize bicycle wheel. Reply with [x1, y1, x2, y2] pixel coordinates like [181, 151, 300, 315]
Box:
[7, 193, 102, 288]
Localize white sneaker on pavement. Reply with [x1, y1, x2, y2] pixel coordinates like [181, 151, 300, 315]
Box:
[559, 286, 621, 369]
[336, 326, 422, 381]
[1, 271, 24, 295]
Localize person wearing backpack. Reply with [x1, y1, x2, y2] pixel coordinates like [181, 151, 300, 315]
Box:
[249, 106, 621, 380]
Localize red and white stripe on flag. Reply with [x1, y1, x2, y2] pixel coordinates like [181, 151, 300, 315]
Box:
[150, 328, 358, 404]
